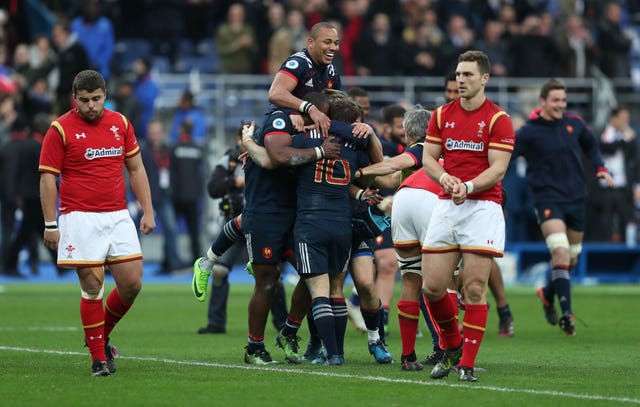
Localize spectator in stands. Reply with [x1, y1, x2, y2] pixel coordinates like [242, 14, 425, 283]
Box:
[400, 22, 440, 77]
[473, 20, 511, 77]
[556, 14, 599, 78]
[216, 2, 258, 74]
[139, 119, 184, 274]
[596, 1, 632, 79]
[112, 79, 141, 134]
[335, 0, 366, 76]
[354, 12, 401, 76]
[599, 105, 639, 242]
[132, 57, 159, 140]
[438, 14, 475, 76]
[267, 3, 292, 75]
[169, 90, 206, 145]
[508, 15, 561, 78]
[71, 0, 115, 80]
[144, 0, 182, 71]
[51, 18, 89, 115]
[170, 119, 204, 263]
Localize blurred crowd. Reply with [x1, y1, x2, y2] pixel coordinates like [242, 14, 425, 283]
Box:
[1, 0, 640, 277]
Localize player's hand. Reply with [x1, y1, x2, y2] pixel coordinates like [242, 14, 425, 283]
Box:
[43, 229, 60, 251]
[440, 173, 461, 195]
[241, 121, 256, 145]
[309, 106, 331, 138]
[363, 187, 383, 206]
[139, 213, 156, 235]
[238, 151, 249, 168]
[450, 180, 467, 205]
[597, 170, 615, 188]
[289, 114, 305, 132]
[351, 122, 372, 138]
[320, 136, 341, 159]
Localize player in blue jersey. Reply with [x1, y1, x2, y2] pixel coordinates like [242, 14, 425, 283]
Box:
[268, 22, 341, 136]
[291, 96, 371, 365]
[513, 79, 613, 336]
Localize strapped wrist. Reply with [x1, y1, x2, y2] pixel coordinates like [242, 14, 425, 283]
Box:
[438, 172, 449, 185]
[464, 181, 475, 194]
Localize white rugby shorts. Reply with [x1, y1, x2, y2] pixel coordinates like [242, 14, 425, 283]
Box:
[57, 210, 142, 268]
[392, 187, 438, 249]
[422, 199, 505, 257]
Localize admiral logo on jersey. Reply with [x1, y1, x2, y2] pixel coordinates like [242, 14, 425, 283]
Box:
[85, 146, 123, 160]
[445, 138, 484, 151]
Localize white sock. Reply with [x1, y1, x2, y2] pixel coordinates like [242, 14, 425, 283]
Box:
[206, 247, 218, 261]
[367, 329, 380, 344]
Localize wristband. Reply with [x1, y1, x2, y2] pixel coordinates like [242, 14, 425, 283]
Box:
[438, 172, 449, 185]
[45, 220, 58, 232]
[315, 146, 324, 160]
[464, 181, 475, 194]
[356, 189, 365, 200]
[299, 101, 314, 114]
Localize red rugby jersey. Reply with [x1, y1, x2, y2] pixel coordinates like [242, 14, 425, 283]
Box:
[39, 109, 140, 214]
[425, 98, 514, 204]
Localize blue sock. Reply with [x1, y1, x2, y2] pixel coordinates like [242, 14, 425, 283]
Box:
[312, 297, 338, 357]
[551, 267, 572, 315]
[497, 304, 512, 321]
[348, 290, 360, 307]
[331, 298, 347, 355]
[420, 292, 440, 350]
[211, 216, 242, 256]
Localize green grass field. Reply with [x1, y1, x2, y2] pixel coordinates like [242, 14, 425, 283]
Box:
[1, 282, 639, 406]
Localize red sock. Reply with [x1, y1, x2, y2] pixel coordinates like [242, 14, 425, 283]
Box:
[80, 297, 106, 361]
[397, 301, 420, 357]
[104, 289, 132, 340]
[428, 295, 462, 350]
[447, 290, 459, 318]
[459, 303, 488, 368]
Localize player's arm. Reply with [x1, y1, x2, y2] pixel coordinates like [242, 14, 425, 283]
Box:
[452, 149, 512, 204]
[126, 154, 156, 235]
[265, 133, 340, 166]
[356, 153, 416, 178]
[423, 142, 459, 194]
[40, 172, 60, 249]
[241, 122, 275, 169]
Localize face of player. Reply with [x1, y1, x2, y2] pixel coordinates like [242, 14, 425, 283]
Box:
[75, 88, 106, 122]
[444, 80, 459, 102]
[455, 61, 488, 101]
[389, 117, 404, 143]
[540, 89, 566, 121]
[353, 95, 370, 118]
[308, 27, 340, 66]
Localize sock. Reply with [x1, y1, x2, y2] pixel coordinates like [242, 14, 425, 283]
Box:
[428, 294, 461, 350]
[378, 304, 389, 340]
[312, 297, 338, 357]
[282, 316, 302, 337]
[210, 216, 242, 257]
[247, 333, 265, 353]
[459, 303, 488, 369]
[331, 298, 347, 355]
[361, 302, 381, 341]
[104, 289, 132, 340]
[543, 266, 555, 301]
[447, 289, 459, 318]
[497, 304, 512, 322]
[551, 265, 572, 315]
[397, 300, 420, 357]
[81, 297, 106, 361]
[420, 292, 442, 350]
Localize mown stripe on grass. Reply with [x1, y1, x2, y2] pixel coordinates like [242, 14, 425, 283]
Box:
[1, 345, 639, 405]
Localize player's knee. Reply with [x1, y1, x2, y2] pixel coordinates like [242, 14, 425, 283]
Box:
[569, 243, 582, 260]
[397, 254, 421, 276]
[545, 232, 569, 255]
[81, 285, 104, 300]
[463, 280, 485, 303]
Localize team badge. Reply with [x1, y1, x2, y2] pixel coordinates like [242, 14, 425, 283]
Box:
[477, 121, 486, 137]
[65, 245, 76, 259]
[285, 60, 299, 70]
[273, 118, 286, 130]
[110, 125, 121, 140]
[262, 247, 273, 259]
[544, 208, 551, 219]
[566, 125, 574, 134]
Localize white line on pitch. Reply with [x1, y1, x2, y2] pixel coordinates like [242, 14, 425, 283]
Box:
[1, 345, 639, 405]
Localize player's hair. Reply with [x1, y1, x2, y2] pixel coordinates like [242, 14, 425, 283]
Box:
[539, 79, 566, 99]
[346, 86, 368, 99]
[329, 97, 361, 123]
[381, 104, 406, 125]
[310, 22, 337, 39]
[72, 69, 106, 94]
[403, 105, 431, 140]
[444, 71, 456, 86]
[458, 50, 491, 75]
[304, 91, 330, 115]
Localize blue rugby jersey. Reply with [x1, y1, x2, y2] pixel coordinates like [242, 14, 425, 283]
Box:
[513, 112, 607, 204]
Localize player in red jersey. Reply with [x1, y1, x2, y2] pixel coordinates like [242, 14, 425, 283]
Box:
[39, 70, 155, 377]
[421, 51, 515, 382]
